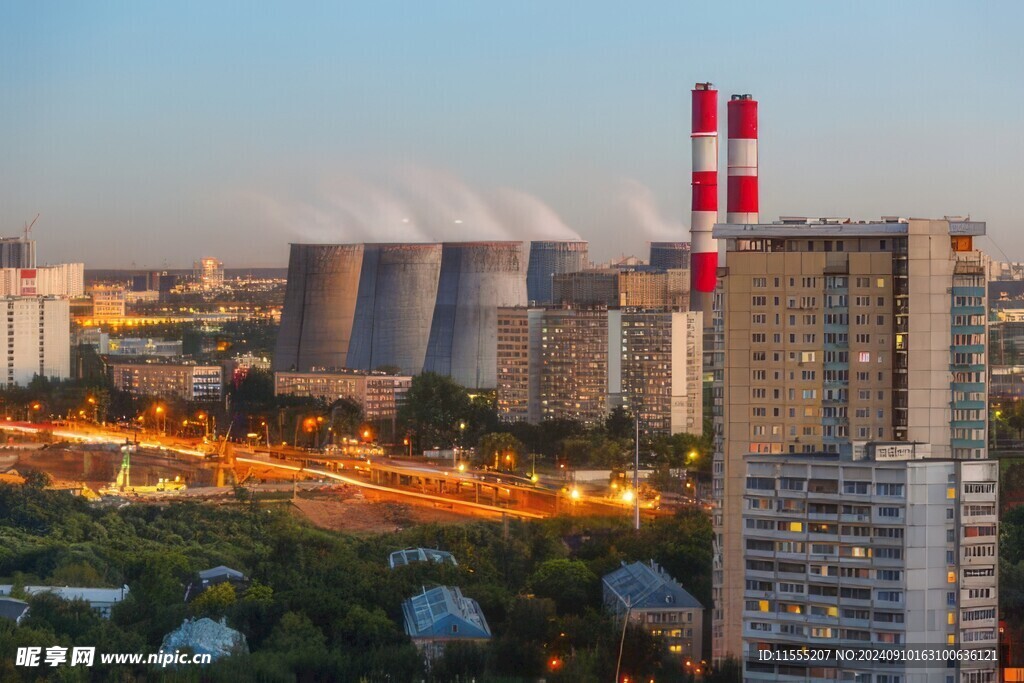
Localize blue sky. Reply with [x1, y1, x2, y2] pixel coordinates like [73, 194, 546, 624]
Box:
[1, 1, 1022, 267]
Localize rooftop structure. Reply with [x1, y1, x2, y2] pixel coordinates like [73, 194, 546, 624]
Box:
[0, 597, 29, 625]
[388, 548, 458, 569]
[401, 586, 491, 660]
[0, 584, 129, 619]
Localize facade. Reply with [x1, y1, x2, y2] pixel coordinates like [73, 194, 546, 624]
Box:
[603, 560, 704, 662]
[538, 307, 610, 426]
[551, 269, 619, 307]
[275, 241, 525, 389]
[526, 240, 589, 305]
[611, 310, 703, 434]
[109, 361, 223, 401]
[402, 586, 491, 661]
[0, 264, 84, 297]
[618, 269, 669, 308]
[0, 237, 36, 269]
[274, 370, 411, 421]
[496, 307, 533, 422]
[710, 217, 992, 664]
[91, 286, 126, 320]
[0, 297, 70, 387]
[742, 449, 998, 682]
[649, 241, 691, 270]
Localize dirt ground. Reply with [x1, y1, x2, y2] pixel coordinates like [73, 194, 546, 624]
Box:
[291, 490, 475, 534]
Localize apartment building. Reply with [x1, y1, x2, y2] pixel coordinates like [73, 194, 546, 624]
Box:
[274, 370, 411, 421]
[709, 217, 992, 668]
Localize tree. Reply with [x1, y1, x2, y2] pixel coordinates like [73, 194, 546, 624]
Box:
[477, 432, 526, 470]
[396, 373, 471, 449]
[328, 397, 364, 440]
[528, 559, 598, 615]
[604, 406, 634, 441]
[190, 582, 237, 618]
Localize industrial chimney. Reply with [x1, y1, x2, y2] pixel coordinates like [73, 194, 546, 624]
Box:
[690, 82, 719, 311]
[726, 94, 758, 224]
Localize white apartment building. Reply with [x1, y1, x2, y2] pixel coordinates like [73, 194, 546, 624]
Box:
[0, 296, 70, 387]
[741, 447, 997, 683]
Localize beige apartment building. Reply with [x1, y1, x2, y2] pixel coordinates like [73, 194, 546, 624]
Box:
[709, 217, 990, 666]
[274, 370, 411, 421]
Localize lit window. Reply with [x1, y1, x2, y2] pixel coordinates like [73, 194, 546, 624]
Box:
[947, 572, 956, 583]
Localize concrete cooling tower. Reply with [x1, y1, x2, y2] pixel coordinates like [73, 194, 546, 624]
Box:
[649, 242, 691, 270]
[274, 244, 364, 372]
[526, 240, 589, 304]
[424, 241, 528, 389]
[346, 243, 443, 376]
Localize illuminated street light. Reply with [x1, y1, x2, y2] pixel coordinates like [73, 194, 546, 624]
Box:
[621, 489, 634, 503]
[570, 488, 580, 500]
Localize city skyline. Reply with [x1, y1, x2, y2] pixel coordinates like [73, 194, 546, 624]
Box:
[2, 1, 1023, 267]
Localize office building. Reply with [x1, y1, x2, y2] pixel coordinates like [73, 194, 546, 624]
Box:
[742, 447, 997, 682]
[710, 217, 992, 666]
[603, 560, 704, 662]
[274, 370, 411, 422]
[194, 257, 225, 290]
[0, 297, 70, 387]
[109, 361, 223, 401]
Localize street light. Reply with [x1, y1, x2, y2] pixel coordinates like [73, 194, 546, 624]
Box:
[154, 405, 165, 435]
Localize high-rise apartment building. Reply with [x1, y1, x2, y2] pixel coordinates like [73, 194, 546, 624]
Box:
[0, 237, 36, 269]
[709, 217, 992, 672]
[0, 297, 69, 387]
[742, 449, 997, 682]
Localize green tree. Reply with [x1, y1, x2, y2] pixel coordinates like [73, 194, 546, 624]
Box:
[190, 582, 237, 618]
[396, 372, 472, 449]
[264, 611, 327, 653]
[477, 432, 527, 470]
[328, 397, 364, 440]
[528, 559, 598, 615]
[604, 406, 635, 441]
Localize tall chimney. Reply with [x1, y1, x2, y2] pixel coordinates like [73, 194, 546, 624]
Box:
[690, 82, 718, 299]
[726, 94, 758, 224]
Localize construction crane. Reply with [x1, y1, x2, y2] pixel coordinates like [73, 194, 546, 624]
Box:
[23, 214, 38, 241]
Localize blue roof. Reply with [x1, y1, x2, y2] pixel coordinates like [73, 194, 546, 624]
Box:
[401, 586, 490, 640]
[603, 561, 703, 611]
[389, 548, 457, 569]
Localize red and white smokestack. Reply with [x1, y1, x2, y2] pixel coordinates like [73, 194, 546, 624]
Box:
[727, 94, 758, 224]
[690, 82, 718, 295]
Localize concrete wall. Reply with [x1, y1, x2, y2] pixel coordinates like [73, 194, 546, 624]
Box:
[347, 243, 443, 376]
[274, 244, 364, 372]
[425, 242, 527, 389]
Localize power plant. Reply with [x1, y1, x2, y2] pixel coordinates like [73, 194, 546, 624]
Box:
[275, 241, 526, 389]
[648, 242, 690, 270]
[347, 243, 443, 376]
[526, 240, 589, 304]
[688, 82, 718, 317]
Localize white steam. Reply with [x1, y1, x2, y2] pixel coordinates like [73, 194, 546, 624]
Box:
[616, 179, 687, 241]
[250, 165, 581, 243]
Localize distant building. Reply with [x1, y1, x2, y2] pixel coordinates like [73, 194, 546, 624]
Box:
[108, 361, 223, 401]
[389, 548, 458, 570]
[495, 307, 535, 423]
[0, 236, 36, 269]
[91, 286, 126, 320]
[537, 307, 610, 426]
[0, 297, 70, 387]
[618, 270, 668, 308]
[274, 370, 411, 422]
[185, 566, 249, 602]
[603, 560, 703, 661]
[649, 242, 691, 270]
[194, 257, 225, 290]
[552, 269, 618, 307]
[0, 597, 29, 625]
[610, 310, 703, 434]
[0, 264, 84, 297]
[526, 240, 589, 305]
[0, 584, 129, 619]
[402, 586, 491, 660]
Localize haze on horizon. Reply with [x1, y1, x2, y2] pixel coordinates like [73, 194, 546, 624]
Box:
[1, 1, 1022, 269]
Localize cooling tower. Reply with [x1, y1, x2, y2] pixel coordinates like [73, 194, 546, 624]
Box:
[347, 243, 443, 376]
[526, 240, 589, 304]
[649, 242, 691, 270]
[274, 244, 364, 372]
[424, 241, 528, 389]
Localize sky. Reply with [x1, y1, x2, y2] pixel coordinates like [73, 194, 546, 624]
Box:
[1, 1, 1023, 268]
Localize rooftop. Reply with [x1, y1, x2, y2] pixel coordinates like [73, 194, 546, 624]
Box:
[401, 586, 491, 639]
[0, 585, 129, 604]
[389, 548, 458, 570]
[0, 597, 29, 622]
[603, 561, 702, 611]
[713, 216, 985, 239]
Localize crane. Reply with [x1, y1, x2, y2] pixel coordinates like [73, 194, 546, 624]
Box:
[23, 214, 39, 241]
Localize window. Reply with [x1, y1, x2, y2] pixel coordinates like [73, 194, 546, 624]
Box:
[875, 483, 904, 497]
